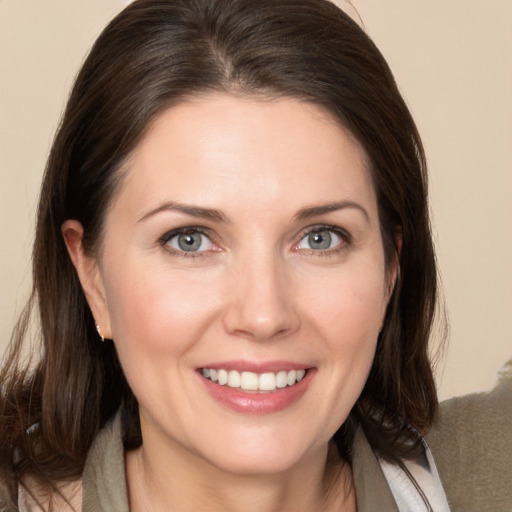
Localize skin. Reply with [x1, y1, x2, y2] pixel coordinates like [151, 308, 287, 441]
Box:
[64, 93, 398, 512]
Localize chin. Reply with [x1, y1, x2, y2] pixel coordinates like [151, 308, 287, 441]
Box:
[207, 449, 307, 477]
[192, 425, 327, 477]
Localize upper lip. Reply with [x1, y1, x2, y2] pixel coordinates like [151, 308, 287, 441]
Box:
[197, 360, 312, 373]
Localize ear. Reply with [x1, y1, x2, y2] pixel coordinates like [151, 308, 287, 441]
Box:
[380, 229, 402, 332]
[62, 220, 112, 339]
[387, 227, 403, 299]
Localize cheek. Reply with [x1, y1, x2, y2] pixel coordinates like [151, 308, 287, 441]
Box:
[101, 262, 226, 417]
[301, 263, 386, 396]
[318, 281, 383, 383]
[303, 265, 388, 345]
[288, 266, 387, 444]
[103, 262, 222, 357]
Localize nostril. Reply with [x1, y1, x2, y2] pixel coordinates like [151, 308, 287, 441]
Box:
[222, 266, 300, 340]
[222, 307, 299, 341]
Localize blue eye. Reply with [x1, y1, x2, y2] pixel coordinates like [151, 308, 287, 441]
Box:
[164, 230, 214, 253]
[297, 228, 344, 251]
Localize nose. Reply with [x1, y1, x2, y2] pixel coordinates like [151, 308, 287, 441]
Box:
[222, 255, 300, 341]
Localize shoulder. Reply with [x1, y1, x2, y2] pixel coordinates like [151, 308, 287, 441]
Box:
[427, 359, 512, 511]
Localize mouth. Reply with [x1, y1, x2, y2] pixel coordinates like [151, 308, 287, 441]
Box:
[197, 362, 315, 413]
[200, 368, 308, 393]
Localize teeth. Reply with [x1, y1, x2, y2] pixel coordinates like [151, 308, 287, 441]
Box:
[201, 368, 308, 391]
[259, 372, 276, 391]
[218, 369, 228, 385]
[276, 370, 288, 388]
[241, 371, 259, 391]
[228, 370, 241, 388]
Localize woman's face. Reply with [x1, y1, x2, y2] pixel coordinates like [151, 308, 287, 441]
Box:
[79, 93, 395, 474]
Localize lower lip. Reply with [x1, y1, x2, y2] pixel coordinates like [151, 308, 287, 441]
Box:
[199, 370, 315, 414]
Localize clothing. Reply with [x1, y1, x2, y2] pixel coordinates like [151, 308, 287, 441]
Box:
[426, 361, 512, 512]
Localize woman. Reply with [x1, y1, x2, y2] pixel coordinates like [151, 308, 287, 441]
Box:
[0, 0, 509, 510]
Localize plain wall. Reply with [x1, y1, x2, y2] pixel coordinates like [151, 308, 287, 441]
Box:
[1, 0, 511, 400]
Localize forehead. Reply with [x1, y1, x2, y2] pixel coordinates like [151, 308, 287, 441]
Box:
[111, 93, 376, 220]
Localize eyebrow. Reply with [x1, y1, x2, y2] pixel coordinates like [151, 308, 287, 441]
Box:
[138, 200, 369, 224]
[294, 201, 370, 223]
[137, 201, 230, 224]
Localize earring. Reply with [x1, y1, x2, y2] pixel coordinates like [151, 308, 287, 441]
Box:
[96, 324, 105, 342]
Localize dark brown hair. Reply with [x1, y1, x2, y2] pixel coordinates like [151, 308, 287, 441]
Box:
[0, 0, 441, 499]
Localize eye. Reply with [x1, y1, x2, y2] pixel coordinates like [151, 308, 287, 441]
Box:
[162, 229, 215, 253]
[296, 227, 346, 252]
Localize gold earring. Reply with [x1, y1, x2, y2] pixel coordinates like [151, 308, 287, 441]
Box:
[96, 324, 105, 342]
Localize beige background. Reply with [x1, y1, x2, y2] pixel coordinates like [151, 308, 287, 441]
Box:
[1, 1, 511, 400]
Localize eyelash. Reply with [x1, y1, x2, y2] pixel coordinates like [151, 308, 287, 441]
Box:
[158, 227, 218, 258]
[294, 224, 352, 257]
[158, 224, 351, 258]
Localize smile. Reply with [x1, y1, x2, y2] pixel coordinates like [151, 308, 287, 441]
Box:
[201, 368, 307, 392]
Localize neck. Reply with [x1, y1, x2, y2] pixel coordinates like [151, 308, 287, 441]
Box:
[126, 440, 355, 512]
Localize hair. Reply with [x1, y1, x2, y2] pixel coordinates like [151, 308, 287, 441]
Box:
[0, 0, 441, 501]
